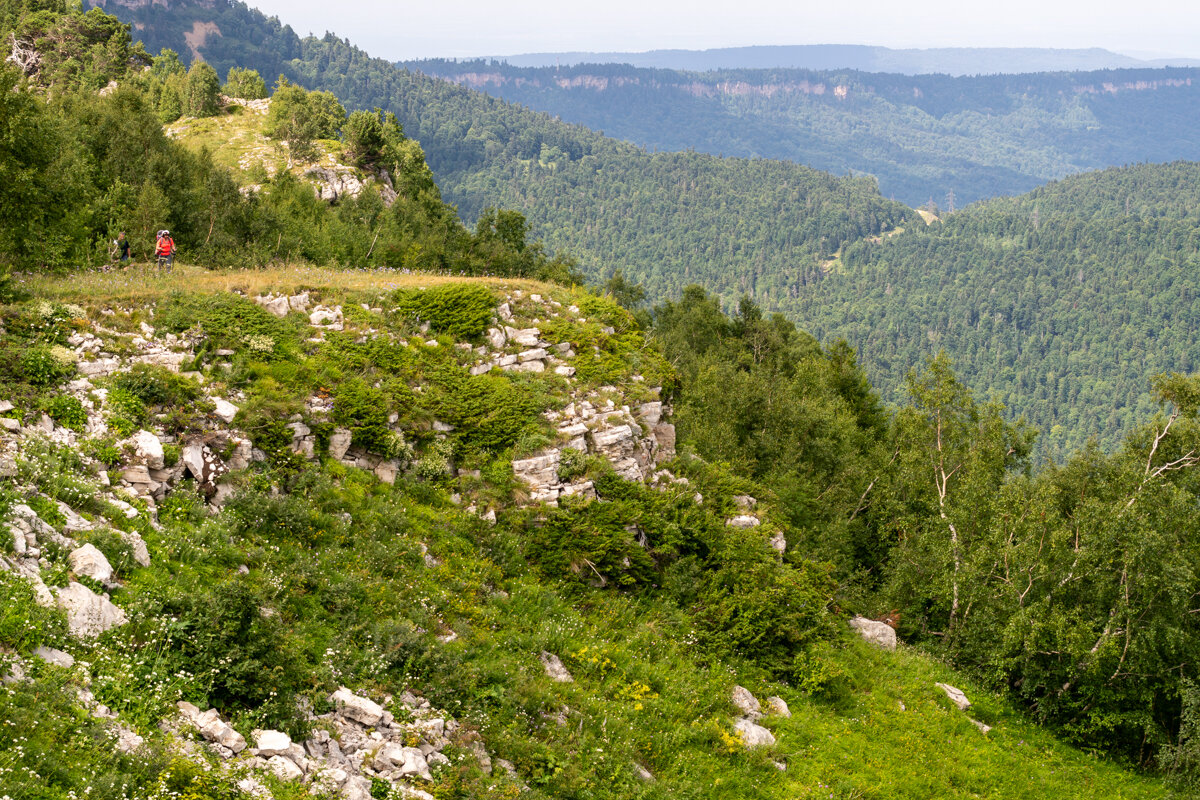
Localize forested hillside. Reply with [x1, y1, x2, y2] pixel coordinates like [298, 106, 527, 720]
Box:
[411, 58, 1200, 206]
[91, 0, 1200, 454]
[787, 162, 1200, 459]
[90, 0, 917, 287]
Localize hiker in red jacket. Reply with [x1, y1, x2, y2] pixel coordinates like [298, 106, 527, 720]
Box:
[155, 230, 175, 270]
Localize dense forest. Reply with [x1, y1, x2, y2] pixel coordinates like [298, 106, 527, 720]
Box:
[789, 162, 1200, 459]
[410, 58, 1200, 206]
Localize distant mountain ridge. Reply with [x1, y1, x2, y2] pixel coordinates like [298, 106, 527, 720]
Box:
[490, 44, 1200, 76]
[408, 58, 1200, 206]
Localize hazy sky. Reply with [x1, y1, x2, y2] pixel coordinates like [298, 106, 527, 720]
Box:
[244, 0, 1200, 61]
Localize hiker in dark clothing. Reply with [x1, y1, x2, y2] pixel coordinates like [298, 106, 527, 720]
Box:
[115, 232, 130, 263]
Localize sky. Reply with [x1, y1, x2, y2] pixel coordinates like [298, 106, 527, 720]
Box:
[243, 0, 1200, 61]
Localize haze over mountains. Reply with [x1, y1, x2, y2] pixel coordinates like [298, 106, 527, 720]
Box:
[490, 44, 1200, 75]
[407, 58, 1200, 206]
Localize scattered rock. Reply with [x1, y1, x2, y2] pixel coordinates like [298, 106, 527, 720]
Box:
[731, 685, 762, 719]
[120, 530, 152, 567]
[766, 696, 791, 718]
[212, 398, 239, 424]
[733, 494, 757, 510]
[936, 683, 972, 711]
[255, 729, 293, 757]
[726, 515, 760, 528]
[970, 718, 992, 734]
[33, 646, 75, 668]
[257, 295, 290, 318]
[197, 711, 247, 754]
[331, 687, 384, 726]
[69, 544, 114, 584]
[112, 723, 144, 753]
[329, 428, 353, 461]
[540, 651, 574, 683]
[266, 754, 303, 781]
[849, 616, 898, 651]
[733, 718, 776, 748]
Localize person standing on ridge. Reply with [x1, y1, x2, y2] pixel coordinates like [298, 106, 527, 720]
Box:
[155, 229, 175, 270]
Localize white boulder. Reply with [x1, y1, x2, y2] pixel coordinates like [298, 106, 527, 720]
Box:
[331, 687, 384, 726]
[733, 718, 776, 748]
[212, 398, 239, 424]
[132, 430, 165, 470]
[849, 616, 897, 651]
[255, 729, 293, 757]
[266, 754, 304, 781]
[935, 683, 972, 711]
[69, 544, 114, 584]
[55, 582, 127, 638]
[731, 685, 762, 719]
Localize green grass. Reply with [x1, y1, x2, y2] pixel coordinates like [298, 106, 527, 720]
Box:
[0, 274, 1170, 800]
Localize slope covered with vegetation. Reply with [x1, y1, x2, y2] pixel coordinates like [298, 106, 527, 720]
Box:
[0, 266, 1176, 800]
[4, 7, 1200, 798]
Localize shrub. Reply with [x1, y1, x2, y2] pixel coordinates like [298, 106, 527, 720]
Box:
[391, 284, 496, 340]
[556, 447, 590, 482]
[43, 394, 87, 432]
[0, 570, 67, 653]
[333, 379, 396, 456]
[104, 387, 148, 436]
[414, 439, 453, 482]
[112, 363, 201, 407]
[20, 345, 74, 387]
[156, 293, 298, 360]
[81, 435, 121, 466]
[131, 570, 310, 734]
[697, 536, 839, 680]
